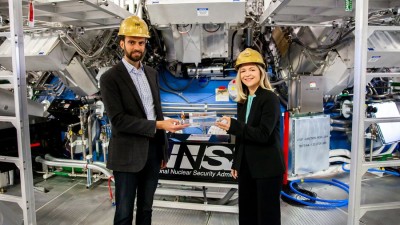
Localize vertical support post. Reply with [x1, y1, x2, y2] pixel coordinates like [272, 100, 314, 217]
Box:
[9, 0, 37, 224]
[282, 111, 290, 185]
[348, 0, 369, 224]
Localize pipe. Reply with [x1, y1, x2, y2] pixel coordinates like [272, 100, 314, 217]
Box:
[86, 155, 93, 188]
[61, 30, 113, 59]
[329, 156, 351, 164]
[79, 106, 88, 160]
[66, 124, 79, 174]
[271, 79, 287, 86]
[331, 119, 352, 125]
[227, 198, 238, 206]
[244, 28, 253, 48]
[44, 154, 106, 168]
[329, 149, 351, 158]
[331, 126, 351, 132]
[278, 95, 288, 111]
[83, 25, 119, 31]
[35, 156, 114, 182]
[208, 188, 237, 205]
[88, 113, 94, 156]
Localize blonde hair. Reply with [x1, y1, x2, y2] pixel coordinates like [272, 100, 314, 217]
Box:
[234, 64, 273, 103]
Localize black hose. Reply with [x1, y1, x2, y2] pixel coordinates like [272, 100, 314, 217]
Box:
[160, 70, 195, 92]
[159, 86, 190, 103]
[230, 30, 238, 62]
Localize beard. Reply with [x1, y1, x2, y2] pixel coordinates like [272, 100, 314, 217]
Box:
[126, 50, 143, 62]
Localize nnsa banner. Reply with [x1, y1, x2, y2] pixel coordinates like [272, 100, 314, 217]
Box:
[160, 142, 236, 184]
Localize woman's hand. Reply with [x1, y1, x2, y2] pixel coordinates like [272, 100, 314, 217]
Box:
[231, 169, 238, 179]
[215, 116, 231, 131]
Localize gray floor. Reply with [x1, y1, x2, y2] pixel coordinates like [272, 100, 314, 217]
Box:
[1, 172, 399, 225]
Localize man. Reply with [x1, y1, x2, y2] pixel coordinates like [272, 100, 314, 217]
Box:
[100, 15, 189, 225]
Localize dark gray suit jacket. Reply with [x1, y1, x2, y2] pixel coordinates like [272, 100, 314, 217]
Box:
[229, 87, 285, 178]
[100, 61, 168, 173]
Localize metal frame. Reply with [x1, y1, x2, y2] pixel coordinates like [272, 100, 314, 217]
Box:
[348, 1, 400, 224]
[347, 1, 369, 223]
[155, 179, 238, 213]
[0, 0, 36, 224]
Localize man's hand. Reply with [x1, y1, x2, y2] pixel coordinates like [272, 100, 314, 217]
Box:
[160, 160, 167, 169]
[156, 119, 189, 133]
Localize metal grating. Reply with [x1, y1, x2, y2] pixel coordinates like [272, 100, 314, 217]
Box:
[153, 208, 209, 225]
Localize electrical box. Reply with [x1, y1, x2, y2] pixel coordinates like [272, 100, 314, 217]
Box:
[289, 115, 330, 175]
[299, 76, 324, 113]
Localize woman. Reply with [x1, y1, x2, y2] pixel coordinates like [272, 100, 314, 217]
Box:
[216, 48, 285, 225]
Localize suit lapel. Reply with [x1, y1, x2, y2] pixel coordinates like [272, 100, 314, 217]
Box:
[116, 62, 146, 115]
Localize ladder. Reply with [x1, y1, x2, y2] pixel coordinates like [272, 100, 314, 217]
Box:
[0, 0, 37, 224]
[348, 1, 400, 224]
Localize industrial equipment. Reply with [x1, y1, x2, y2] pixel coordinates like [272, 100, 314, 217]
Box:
[0, 0, 399, 223]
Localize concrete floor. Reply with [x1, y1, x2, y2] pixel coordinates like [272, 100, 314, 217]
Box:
[1, 171, 399, 225]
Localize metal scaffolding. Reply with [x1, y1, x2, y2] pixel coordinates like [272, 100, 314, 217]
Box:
[348, 1, 400, 224]
[0, 0, 36, 224]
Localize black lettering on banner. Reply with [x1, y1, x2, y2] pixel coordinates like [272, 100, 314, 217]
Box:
[162, 143, 235, 183]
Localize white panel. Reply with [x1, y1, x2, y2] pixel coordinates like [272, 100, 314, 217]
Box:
[260, 0, 399, 25]
[0, 35, 75, 71]
[372, 102, 400, 144]
[146, 0, 246, 25]
[290, 115, 330, 175]
[323, 51, 352, 95]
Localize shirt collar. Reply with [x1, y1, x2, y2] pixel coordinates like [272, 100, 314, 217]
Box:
[121, 58, 144, 73]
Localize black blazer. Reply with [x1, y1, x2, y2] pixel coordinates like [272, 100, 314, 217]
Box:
[228, 87, 285, 178]
[100, 61, 168, 173]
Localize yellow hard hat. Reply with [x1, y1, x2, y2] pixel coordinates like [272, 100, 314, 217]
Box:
[118, 15, 150, 38]
[235, 48, 265, 70]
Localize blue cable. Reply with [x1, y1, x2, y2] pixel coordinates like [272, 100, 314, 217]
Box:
[342, 163, 350, 172]
[342, 163, 400, 176]
[332, 179, 349, 189]
[368, 168, 400, 177]
[289, 179, 349, 202]
[281, 179, 349, 208]
[280, 191, 348, 208]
